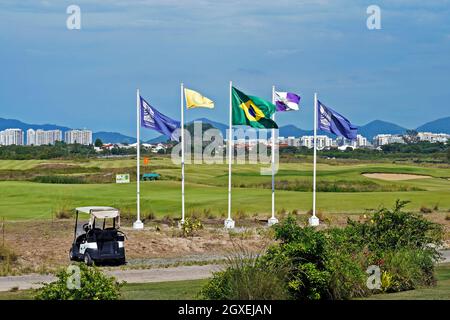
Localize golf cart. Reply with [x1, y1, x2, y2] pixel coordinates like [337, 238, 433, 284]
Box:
[69, 207, 126, 266]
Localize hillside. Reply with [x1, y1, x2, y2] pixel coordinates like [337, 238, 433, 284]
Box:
[416, 117, 450, 134]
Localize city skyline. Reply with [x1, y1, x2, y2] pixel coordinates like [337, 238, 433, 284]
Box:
[0, 1, 449, 140]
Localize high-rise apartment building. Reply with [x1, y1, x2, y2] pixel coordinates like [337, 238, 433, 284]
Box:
[0, 129, 24, 146]
[64, 130, 93, 145]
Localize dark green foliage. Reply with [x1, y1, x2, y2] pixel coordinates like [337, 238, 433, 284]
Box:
[380, 249, 435, 292]
[271, 218, 369, 300]
[0, 142, 96, 160]
[94, 139, 103, 148]
[200, 249, 289, 300]
[201, 200, 444, 300]
[34, 263, 122, 300]
[32, 175, 86, 184]
[347, 200, 443, 258]
[279, 141, 448, 162]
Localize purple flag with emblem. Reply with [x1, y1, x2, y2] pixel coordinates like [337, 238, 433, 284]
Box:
[140, 96, 181, 141]
[318, 100, 358, 140]
[274, 91, 301, 112]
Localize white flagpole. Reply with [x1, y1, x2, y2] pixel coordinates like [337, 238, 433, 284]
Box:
[181, 83, 185, 224]
[309, 92, 319, 226]
[268, 85, 278, 226]
[133, 89, 144, 229]
[225, 80, 235, 229]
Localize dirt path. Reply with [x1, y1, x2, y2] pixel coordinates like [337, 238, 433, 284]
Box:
[0, 264, 221, 292]
[2, 250, 450, 293]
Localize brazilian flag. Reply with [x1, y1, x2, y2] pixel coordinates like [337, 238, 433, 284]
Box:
[232, 87, 278, 129]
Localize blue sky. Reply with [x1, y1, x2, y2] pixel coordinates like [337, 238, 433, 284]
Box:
[0, 0, 449, 139]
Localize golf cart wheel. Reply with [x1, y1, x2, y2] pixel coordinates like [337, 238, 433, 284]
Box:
[69, 248, 75, 261]
[84, 252, 94, 266]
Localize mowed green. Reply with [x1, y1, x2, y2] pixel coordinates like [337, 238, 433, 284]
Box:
[1, 266, 449, 300]
[0, 158, 449, 220]
[0, 279, 207, 300]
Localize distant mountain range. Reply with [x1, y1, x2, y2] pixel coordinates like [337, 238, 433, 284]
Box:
[416, 117, 450, 133]
[0, 118, 71, 132]
[1, 116, 448, 144]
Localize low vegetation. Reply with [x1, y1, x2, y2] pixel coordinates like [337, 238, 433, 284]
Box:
[181, 217, 203, 237]
[242, 179, 422, 192]
[0, 245, 18, 276]
[201, 200, 444, 300]
[200, 247, 290, 300]
[34, 263, 122, 300]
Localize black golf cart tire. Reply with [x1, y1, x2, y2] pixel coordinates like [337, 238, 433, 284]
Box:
[84, 252, 94, 266]
[69, 248, 75, 261]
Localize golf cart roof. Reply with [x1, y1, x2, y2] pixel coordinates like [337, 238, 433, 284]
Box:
[76, 206, 120, 219]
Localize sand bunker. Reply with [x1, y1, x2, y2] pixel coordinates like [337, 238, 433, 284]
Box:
[363, 173, 432, 181]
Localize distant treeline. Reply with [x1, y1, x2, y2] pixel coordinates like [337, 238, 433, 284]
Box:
[280, 141, 450, 162]
[0, 142, 161, 160]
[0, 140, 448, 162]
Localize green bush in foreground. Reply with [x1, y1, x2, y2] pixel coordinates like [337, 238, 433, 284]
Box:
[201, 200, 444, 300]
[34, 263, 122, 300]
[200, 248, 289, 300]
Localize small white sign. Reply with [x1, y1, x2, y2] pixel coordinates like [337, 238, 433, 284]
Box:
[116, 174, 130, 184]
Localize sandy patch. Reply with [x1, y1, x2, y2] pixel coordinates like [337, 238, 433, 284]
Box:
[363, 173, 432, 181]
[1, 219, 271, 275]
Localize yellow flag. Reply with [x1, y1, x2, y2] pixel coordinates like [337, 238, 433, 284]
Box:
[184, 88, 214, 109]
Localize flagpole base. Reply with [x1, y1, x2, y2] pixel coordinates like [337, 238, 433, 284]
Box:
[308, 216, 320, 227]
[133, 220, 144, 230]
[268, 217, 279, 226]
[224, 218, 235, 229]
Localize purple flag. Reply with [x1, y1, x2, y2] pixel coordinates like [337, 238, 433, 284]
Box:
[140, 96, 181, 141]
[275, 91, 301, 112]
[318, 100, 358, 140]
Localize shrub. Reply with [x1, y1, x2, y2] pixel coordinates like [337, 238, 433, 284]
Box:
[325, 250, 370, 299]
[347, 200, 443, 258]
[55, 210, 73, 219]
[0, 245, 17, 263]
[235, 210, 248, 220]
[420, 206, 432, 214]
[200, 249, 289, 300]
[32, 175, 86, 184]
[181, 217, 203, 237]
[144, 211, 156, 221]
[0, 245, 18, 275]
[34, 263, 122, 300]
[202, 200, 443, 300]
[271, 218, 331, 300]
[380, 249, 435, 292]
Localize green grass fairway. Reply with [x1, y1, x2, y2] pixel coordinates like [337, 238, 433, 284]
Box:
[1, 180, 449, 220]
[1, 266, 449, 300]
[0, 279, 206, 300]
[0, 158, 449, 220]
[120, 279, 207, 300]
